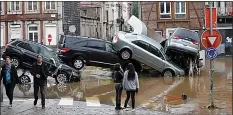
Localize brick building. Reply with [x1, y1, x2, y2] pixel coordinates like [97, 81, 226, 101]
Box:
[0, 1, 63, 47]
[141, 1, 205, 38]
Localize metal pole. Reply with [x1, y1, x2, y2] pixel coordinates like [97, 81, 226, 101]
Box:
[208, 1, 215, 108]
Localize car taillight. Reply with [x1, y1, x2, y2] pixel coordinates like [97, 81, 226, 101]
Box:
[172, 35, 180, 40]
[5, 44, 8, 49]
[60, 48, 70, 52]
[116, 35, 120, 41]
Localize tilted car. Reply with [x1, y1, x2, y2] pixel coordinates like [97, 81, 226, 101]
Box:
[58, 35, 142, 72]
[162, 28, 201, 73]
[112, 31, 185, 77]
[2, 39, 81, 83]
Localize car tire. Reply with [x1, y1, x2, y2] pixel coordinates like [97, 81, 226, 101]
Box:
[56, 72, 69, 83]
[11, 57, 20, 68]
[19, 75, 30, 84]
[120, 49, 132, 60]
[72, 57, 85, 70]
[162, 69, 174, 77]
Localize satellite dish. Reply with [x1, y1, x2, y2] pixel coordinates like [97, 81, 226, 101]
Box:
[69, 25, 76, 33]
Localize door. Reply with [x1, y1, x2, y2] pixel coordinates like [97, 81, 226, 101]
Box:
[45, 24, 57, 45]
[86, 40, 107, 66]
[148, 45, 165, 71]
[16, 42, 39, 67]
[103, 42, 121, 65]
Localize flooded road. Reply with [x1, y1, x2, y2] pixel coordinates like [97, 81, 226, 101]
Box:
[11, 57, 232, 115]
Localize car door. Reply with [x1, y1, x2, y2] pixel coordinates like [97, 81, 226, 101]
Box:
[103, 42, 121, 65]
[148, 45, 166, 71]
[16, 42, 39, 67]
[86, 40, 107, 66]
[131, 40, 153, 66]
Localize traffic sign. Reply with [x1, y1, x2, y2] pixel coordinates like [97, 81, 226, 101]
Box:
[206, 47, 218, 59]
[205, 8, 217, 28]
[48, 34, 52, 43]
[201, 30, 222, 49]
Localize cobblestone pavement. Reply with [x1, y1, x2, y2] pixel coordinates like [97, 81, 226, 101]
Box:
[1, 98, 171, 115]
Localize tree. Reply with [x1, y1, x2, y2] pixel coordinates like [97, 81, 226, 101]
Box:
[132, 2, 139, 18]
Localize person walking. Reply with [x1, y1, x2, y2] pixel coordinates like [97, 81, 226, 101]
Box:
[0, 56, 19, 108]
[113, 63, 124, 110]
[123, 63, 139, 111]
[31, 54, 48, 109]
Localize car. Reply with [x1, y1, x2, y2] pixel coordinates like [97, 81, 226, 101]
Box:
[58, 35, 141, 72]
[162, 28, 201, 73]
[112, 31, 185, 77]
[2, 39, 81, 83]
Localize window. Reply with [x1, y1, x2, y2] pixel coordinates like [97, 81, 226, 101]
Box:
[28, 25, 39, 43]
[149, 45, 164, 59]
[40, 47, 54, 59]
[175, 2, 186, 19]
[45, 1, 56, 10]
[160, 2, 171, 19]
[9, 1, 20, 11]
[87, 40, 105, 50]
[105, 43, 115, 52]
[73, 41, 87, 48]
[132, 40, 149, 51]
[28, 1, 38, 11]
[17, 42, 39, 53]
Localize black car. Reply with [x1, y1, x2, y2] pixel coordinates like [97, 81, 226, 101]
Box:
[2, 39, 81, 83]
[58, 35, 142, 72]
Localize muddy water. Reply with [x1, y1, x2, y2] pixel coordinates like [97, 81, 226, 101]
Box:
[14, 58, 232, 114]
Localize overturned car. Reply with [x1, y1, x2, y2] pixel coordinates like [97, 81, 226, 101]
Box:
[112, 15, 202, 76]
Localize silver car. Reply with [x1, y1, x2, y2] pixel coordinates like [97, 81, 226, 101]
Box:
[112, 31, 185, 77]
[165, 28, 200, 56]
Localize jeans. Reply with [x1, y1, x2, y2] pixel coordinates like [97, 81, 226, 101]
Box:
[5, 83, 15, 104]
[34, 83, 46, 106]
[124, 90, 136, 109]
[115, 83, 123, 108]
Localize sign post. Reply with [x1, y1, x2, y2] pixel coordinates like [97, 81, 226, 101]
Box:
[208, 2, 216, 109]
[48, 34, 52, 46]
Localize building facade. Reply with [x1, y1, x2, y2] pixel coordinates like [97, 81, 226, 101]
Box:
[141, 1, 205, 39]
[0, 1, 63, 47]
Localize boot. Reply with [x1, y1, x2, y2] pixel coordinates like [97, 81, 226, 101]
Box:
[115, 103, 121, 110]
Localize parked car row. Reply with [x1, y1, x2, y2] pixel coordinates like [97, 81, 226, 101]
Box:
[2, 39, 81, 83]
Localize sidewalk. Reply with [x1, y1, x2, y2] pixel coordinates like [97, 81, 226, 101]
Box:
[1, 98, 170, 115]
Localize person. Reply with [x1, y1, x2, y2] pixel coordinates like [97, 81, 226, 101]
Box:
[31, 54, 48, 109]
[123, 63, 139, 111]
[0, 56, 19, 108]
[113, 63, 124, 110]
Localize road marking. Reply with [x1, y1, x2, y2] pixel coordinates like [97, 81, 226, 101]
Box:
[85, 97, 101, 107]
[58, 97, 73, 105]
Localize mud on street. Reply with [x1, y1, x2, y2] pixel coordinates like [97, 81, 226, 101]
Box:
[2, 58, 232, 115]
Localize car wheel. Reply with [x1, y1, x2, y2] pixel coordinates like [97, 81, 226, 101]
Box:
[11, 57, 20, 68]
[163, 69, 174, 77]
[120, 49, 131, 60]
[73, 57, 85, 70]
[57, 83, 68, 93]
[18, 84, 31, 93]
[56, 72, 68, 83]
[20, 75, 30, 84]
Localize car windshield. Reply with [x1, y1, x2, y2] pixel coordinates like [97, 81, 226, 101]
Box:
[160, 47, 170, 61]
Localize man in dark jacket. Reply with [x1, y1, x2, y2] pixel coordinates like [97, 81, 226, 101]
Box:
[113, 63, 124, 110]
[31, 54, 48, 109]
[0, 56, 19, 108]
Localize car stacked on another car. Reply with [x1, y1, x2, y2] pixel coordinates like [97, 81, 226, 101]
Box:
[2, 39, 81, 83]
[163, 28, 202, 73]
[57, 35, 142, 72]
[112, 31, 185, 77]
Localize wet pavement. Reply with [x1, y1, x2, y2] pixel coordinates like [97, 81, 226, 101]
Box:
[1, 57, 232, 115]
